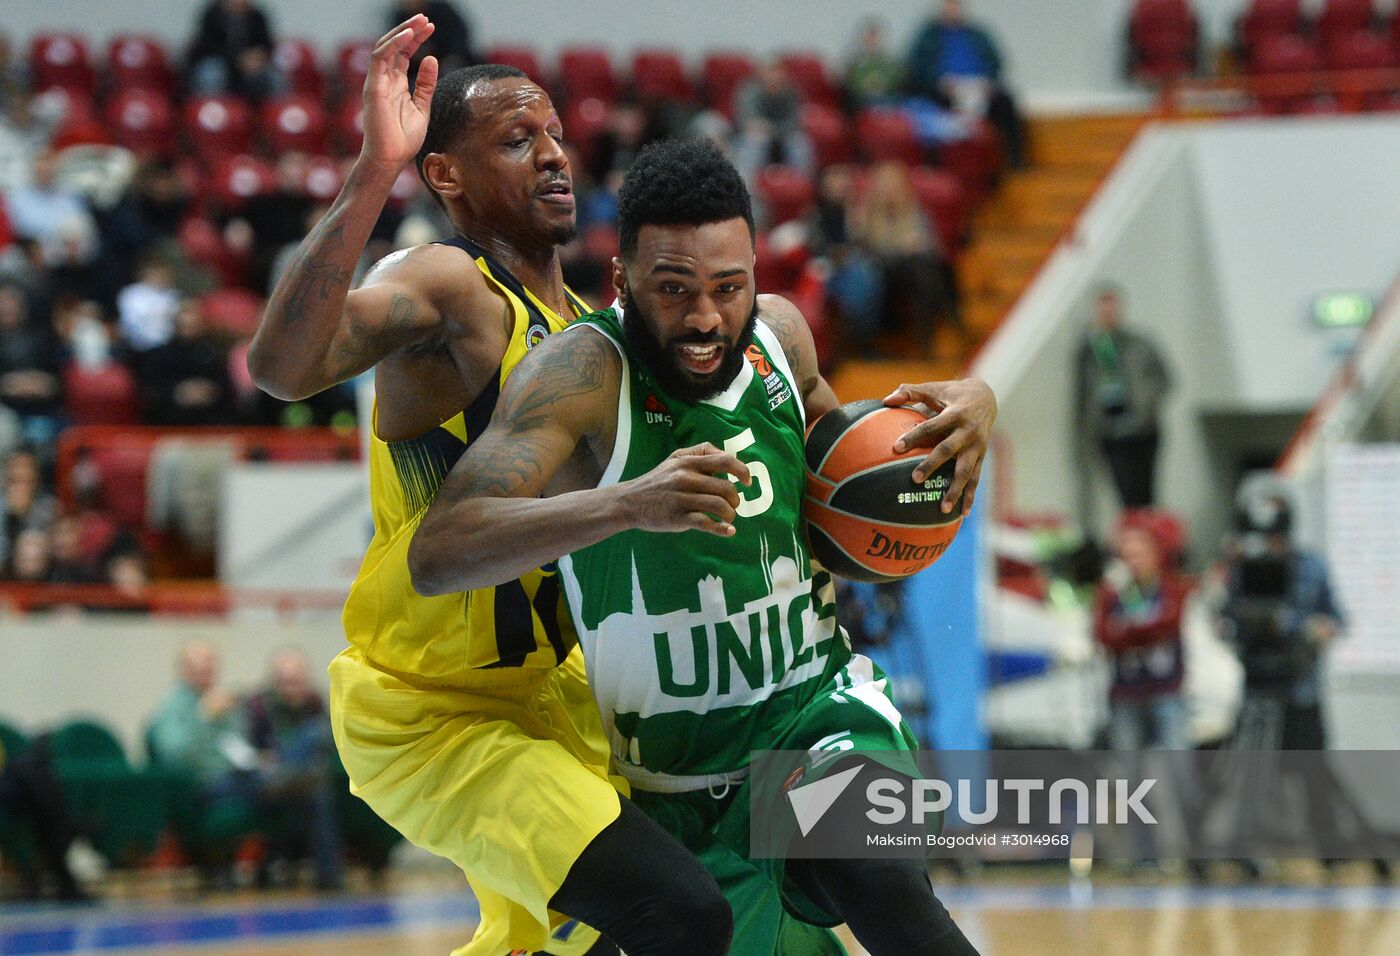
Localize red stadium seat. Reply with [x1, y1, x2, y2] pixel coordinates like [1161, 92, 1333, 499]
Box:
[485, 45, 545, 83]
[907, 166, 968, 253]
[1249, 34, 1324, 113]
[777, 52, 839, 106]
[1317, 0, 1377, 48]
[200, 288, 265, 338]
[801, 102, 852, 167]
[207, 154, 276, 212]
[561, 96, 610, 171]
[30, 34, 96, 96]
[755, 165, 816, 226]
[183, 96, 254, 162]
[1249, 33, 1323, 73]
[386, 165, 423, 207]
[37, 88, 106, 149]
[106, 35, 173, 94]
[631, 49, 693, 101]
[1128, 0, 1198, 80]
[336, 40, 375, 95]
[105, 89, 176, 158]
[1324, 29, 1395, 70]
[582, 223, 620, 264]
[854, 108, 923, 164]
[303, 155, 345, 203]
[752, 233, 807, 294]
[938, 119, 1002, 201]
[274, 38, 325, 97]
[1238, 0, 1304, 53]
[332, 98, 365, 155]
[177, 216, 247, 288]
[559, 47, 618, 104]
[261, 95, 329, 154]
[63, 361, 141, 426]
[701, 52, 757, 116]
[87, 443, 151, 528]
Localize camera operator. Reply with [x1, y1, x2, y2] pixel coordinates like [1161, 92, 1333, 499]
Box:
[1220, 493, 1341, 749]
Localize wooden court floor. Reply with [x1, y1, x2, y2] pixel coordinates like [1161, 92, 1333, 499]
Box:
[3, 873, 1397, 955]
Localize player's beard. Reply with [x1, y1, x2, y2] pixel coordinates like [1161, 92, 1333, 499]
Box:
[622, 286, 760, 403]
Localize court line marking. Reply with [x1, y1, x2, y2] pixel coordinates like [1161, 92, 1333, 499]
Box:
[1, 884, 1396, 954]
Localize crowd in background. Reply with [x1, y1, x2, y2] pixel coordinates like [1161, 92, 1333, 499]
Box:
[0, 642, 384, 900]
[0, 0, 1033, 587]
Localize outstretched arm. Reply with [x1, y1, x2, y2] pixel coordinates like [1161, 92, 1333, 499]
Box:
[759, 294, 997, 514]
[248, 16, 442, 400]
[408, 329, 752, 595]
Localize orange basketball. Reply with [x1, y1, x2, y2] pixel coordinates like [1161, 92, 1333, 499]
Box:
[803, 400, 964, 583]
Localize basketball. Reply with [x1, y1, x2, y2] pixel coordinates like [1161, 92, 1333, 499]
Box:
[803, 400, 965, 583]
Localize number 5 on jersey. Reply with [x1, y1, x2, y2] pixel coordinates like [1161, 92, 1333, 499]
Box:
[724, 428, 773, 518]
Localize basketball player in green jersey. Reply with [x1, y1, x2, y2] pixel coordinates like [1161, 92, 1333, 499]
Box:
[410, 139, 992, 955]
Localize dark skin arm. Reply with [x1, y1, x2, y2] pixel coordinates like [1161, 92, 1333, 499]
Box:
[758, 294, 998, 513]
[247, 15, 460, 401]
[408, 328, 752, 595]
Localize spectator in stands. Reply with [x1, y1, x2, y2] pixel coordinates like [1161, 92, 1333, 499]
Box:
[0, 734, 93, 901]
[127, 161, 193, 244]
[4, 151, 99, 273]
[851, 161, 961, 355]
[52, 296, 113, 371]
[588, 99, 660, 196]
[1074, 284, 1173, 509]
[1094, 517, 1191, 749]
[48, 512, 101, 584]
[245, 648, 345, 890]
[140, 299, 233, 426]
[4, 526, 51, 581]
[0, 33, 25, 110]
[730, 60, 814, 188]
[149, 639, 257, 883]
[907, 0, 1027, 168]
[116, 256, 181, 354]
[386, 0, 475, 77]
[846, 17, 907, 110]
[233, 152, 313, 294]
[106, 547, 150, 595]
[186, 0, 283, 100]
[0, 286, 65, 449]
[805, 164, 885, 351]
[0, 92, 62, 193]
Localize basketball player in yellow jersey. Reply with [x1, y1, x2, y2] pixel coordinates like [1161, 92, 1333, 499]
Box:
[248, 16, 733, 956]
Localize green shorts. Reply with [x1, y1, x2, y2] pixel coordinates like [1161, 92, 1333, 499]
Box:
[630, 655, 920, 956]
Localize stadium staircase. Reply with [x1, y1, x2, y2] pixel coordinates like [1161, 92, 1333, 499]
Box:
[828, 113, 1146, 402]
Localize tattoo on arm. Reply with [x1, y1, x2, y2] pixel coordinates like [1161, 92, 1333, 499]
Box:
[337, 293, 417, 365]
[761, 299, 821, 398]
[277, 219, 353, 328]
[441, 333, 610, 502]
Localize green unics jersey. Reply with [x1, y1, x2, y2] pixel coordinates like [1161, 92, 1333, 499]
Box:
[557, 305, 852, 788]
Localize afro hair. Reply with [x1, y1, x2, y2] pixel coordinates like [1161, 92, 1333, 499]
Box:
[617, 138, 755, 259]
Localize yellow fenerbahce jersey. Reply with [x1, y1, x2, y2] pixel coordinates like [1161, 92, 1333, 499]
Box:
[343, 234, 591, 683]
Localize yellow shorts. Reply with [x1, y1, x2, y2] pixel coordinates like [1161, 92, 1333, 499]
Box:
[329, 644, 625, 955]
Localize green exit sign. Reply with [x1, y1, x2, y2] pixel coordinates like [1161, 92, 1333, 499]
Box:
[1313, 293, 1373, 329]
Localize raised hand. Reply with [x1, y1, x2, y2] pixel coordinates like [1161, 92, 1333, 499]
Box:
[361, 14, 439, 171]
[883, 378, 997, 514]
[619, 443, 753, 537]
